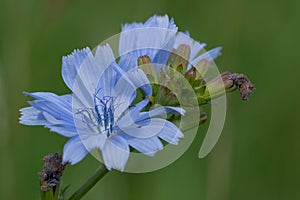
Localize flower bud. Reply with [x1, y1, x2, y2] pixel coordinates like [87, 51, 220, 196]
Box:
[138, 55, 158, 82]
[167, 44, 191, 73]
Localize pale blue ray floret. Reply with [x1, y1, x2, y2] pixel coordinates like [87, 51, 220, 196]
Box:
[20, 44, 184, 171]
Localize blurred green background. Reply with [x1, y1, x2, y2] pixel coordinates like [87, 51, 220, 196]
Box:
[1, 0, 299, 199]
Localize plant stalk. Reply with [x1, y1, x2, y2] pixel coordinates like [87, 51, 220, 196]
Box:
[68, 163, 109, 200]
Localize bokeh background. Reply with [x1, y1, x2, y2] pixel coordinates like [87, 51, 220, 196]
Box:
[1, 0, 299, 199]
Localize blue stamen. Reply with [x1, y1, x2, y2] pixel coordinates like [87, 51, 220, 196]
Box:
[92, 88, 116, 137]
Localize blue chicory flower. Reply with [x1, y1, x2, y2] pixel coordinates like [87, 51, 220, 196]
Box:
[20, 44, 184, 171]
[20, 14, 220, 171]
[118, 15, 221, 73]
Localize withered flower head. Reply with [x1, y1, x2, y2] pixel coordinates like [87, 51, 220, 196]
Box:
[39, 153, 66, 192]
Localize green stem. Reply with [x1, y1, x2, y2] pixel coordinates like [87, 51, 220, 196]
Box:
[68, 163, 109, 200]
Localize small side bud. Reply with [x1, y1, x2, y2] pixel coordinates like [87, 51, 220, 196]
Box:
[138, 55, 158, 82]
[167, 44, 191, 72]
[195, 59, 210, 78]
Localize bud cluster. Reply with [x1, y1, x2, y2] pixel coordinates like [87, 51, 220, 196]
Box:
[137, 44, 254, 126]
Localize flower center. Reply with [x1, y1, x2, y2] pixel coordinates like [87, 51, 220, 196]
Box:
[94, 94, 115, 136]
[75, 92, 116, 137]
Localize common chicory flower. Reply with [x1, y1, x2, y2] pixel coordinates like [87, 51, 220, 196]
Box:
[20, 44, 184, 171]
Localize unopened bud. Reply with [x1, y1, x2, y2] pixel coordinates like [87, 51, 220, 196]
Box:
[195, 59, 210, 78]
[167, 44, 191, 73]
[138, 55, 158, 82]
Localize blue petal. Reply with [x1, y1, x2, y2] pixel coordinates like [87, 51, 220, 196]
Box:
[144, 15, 176, 29]
[43, 112, 77, 137]
[120, 118, 171, 139]
[120, 118, 183, 144]
[62, 47, 91, 90]
[119, 15, 178, 71]
[121, 134, 163, 156]
[20, 107, 76, 137]
[116, 99, 149, 129]
[79, 133, 106, 151]
[94, 44, 119, 98]
[138, 106, 185, 121]
[21, 92, 78, 137]
[113, 66, 152, 96]
[24, 92, 72, 110]
[174, 31, 206, 61]
[45, 125, 77, 137]
[125, 68, 152, 96]
[95, 65, 117, 99]
[156, 119, 184, 145]
[117, 53, 137, 72]
[51, 127, 76, 137]
[191, 47, 222, 66]
[101, 135, 129, 171]
[19, 107, 48, 125]
[94, 44, 117, 74]
[152, 34, 176, 72]
[113, 68, 151, 120]
[150, 106, 185, 116]
[25, 92, 73, 124]
[62, 136, 89, 165]
[123, 117, 184, 144]
[42, 111, 72, 126]
[63, 47, 107, 98]
[63, 46, 117, 108]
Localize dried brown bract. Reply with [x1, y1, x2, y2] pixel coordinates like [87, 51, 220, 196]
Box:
[230, 73, 255, 101]
[38, 153, 66, 191]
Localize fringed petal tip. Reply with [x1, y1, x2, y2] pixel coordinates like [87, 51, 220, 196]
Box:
[121, 14, 178, 31]
[62, 47, 92, 60]
[205, 47, 222, 61]
[62, 47, 93, 90]
[19, 106, 47, 126]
